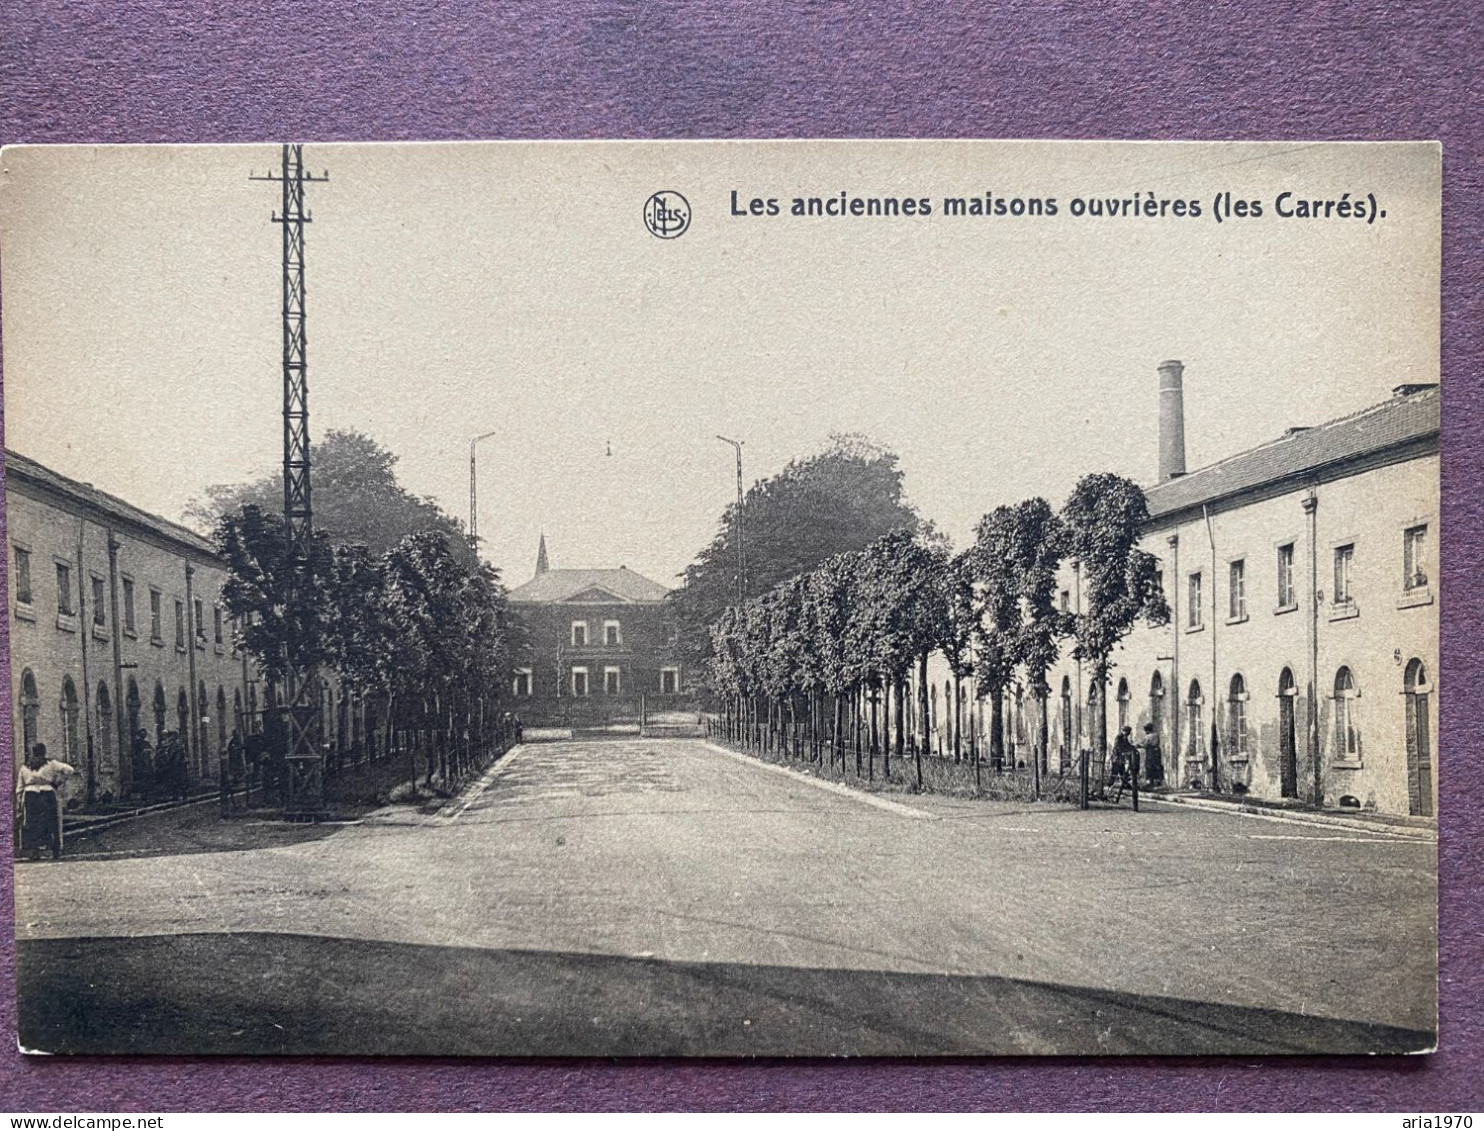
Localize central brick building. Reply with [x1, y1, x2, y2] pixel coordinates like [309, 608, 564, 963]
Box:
[507, 536, 684, 722]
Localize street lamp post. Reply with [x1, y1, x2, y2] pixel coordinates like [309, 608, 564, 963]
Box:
[469, 430, 499, 555]
[716, 436, 746, 604]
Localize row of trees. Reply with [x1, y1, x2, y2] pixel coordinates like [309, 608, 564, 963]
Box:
[200, 432, 521, 786]
[707, 472, 1169, 790]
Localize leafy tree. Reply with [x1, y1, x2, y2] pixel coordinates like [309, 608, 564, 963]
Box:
[1061, 473, 1170, 758]
[188, 429, 476, 570]
[675, 434, 922, 682]
[938, 550, 978, 763]
[215, 504, 335, 684]
[971, 498, 1068, 781]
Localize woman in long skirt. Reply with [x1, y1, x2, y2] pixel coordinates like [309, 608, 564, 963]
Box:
[15, 743, 75, 860]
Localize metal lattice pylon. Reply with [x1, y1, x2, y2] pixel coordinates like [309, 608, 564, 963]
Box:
[251, 144, 330, 819]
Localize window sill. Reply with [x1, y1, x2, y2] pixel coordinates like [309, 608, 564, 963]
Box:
[92, 625, 109, 641]
[56, 613, 79, 632]
[1398, 588, 1434, 610]
[13, 603, 36, 622]
[195, 639, 207, 651]
[214, 644, 226, 656]
[1328, 603, 1360, 622]
[1228, 755, 1250, 765]
[123, 628, 137, 640]
[1225, 613, 1249, 626]
[1184, 623, 1205, 635]
[1331, 759, 1363, 771]
[175, 644, 188, 654]
[1273, 602, 1298, 617]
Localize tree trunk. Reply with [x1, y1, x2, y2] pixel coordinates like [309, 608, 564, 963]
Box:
[990, 685, 1005, 772]
[953, 672, 962, 762]
[1035, 683, 1049, 799]
[915, 653, 928, 790]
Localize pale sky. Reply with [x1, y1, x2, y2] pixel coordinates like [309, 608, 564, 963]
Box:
[1, 141, 1439, 589]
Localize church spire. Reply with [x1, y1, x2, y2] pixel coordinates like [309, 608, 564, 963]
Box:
[536, 532, 550, 574]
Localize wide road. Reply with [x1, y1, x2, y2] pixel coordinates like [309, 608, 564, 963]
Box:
[15, 737, 1436, 1055]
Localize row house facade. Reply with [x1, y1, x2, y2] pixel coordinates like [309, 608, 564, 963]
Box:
[7, 451, 256, 804]
[923, 365, 1439, 819]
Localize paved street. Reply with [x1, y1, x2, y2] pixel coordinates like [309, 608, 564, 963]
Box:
[15, 737, 1436, 1055]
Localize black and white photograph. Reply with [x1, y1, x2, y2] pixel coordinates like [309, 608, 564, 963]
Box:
[1, 140, 1440, 1056]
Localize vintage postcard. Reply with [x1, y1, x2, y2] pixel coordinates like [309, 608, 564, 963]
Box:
[1, 140, 1439, 1055]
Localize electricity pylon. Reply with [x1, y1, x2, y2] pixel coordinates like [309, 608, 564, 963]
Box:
[250, 144, 330, 819]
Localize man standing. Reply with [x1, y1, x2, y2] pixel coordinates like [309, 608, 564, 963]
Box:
[1142, 721, 1165, 788]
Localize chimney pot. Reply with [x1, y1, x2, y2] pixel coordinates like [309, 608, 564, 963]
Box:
[1157, 361, 1187, 483]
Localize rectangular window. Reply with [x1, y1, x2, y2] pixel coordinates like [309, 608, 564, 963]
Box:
[1404, 524, 1428, 590]
[1277, 543, 1295, 608]
[13, 547, 32, 605]
[1333, 544, 1355, 605]
[1059, 589, 1070, 613]
[604, 666, 621, 694]
[571, 621, 588, 647]
[1187, 571, 1202, 628]
[512, 669, 532, 698]
[661, 667, 680, 695]
[122, 577, 136, 634]
[1228, 559, 1246, 621]
[175, 600, 186, 648]
[194, 598, 206, 641]
[604, 620, 621, 646]
[56, 561, 74, 615]
[92, 576, 107, 625]
[214, 606, 224, 644]
[150, 589, 163, 642]
[571, 667, 589, 697]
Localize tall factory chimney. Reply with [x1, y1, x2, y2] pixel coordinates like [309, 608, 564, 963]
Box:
[1158, 360, 1187, 482]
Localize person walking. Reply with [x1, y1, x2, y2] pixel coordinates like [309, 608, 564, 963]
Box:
[15, 744, 76, 860]
[1142, 721, 1165, 788]
[1111, 725, 1139, 802]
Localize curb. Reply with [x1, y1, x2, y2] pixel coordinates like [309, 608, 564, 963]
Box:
[64, 789, 239, 838]
[1147, 792, 1437, 840]
[702, 741, 936, 820]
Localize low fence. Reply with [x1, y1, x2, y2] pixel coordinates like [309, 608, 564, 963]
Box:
[703, 711, 1130, 806]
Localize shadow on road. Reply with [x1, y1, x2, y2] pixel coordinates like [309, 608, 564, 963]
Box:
[17, 931, 1434, 1057]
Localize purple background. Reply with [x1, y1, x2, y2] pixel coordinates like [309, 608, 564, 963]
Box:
[0, 0, 1479, 1112]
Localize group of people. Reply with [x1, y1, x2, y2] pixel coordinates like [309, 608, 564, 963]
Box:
[1108, 722, 1166, 801]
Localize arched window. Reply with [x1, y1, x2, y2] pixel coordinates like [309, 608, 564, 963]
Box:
[247, 683, 259, 734]
[59, 676, 81, 766]
[176, 688, 190, 744]
[1149, 671, 1165, 736]
[1403, 659, 1433, 817]
[1186, 679, 1204, 758]
[1333, 666, 1360, 760]
[126, 678, 141, 738]
[198, 680, 211, 768]
[217, 687, 228, 752]
[96, 682, 114, 783]
[19, 669, 40, 759]
[1228, 673, 1249, 757]
[1117, 678, 1131, 732]
[153, 682, 167, 741]
[233, 688, 244, 737]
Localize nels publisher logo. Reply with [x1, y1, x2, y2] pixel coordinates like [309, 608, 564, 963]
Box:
[643, 190, 691, 239]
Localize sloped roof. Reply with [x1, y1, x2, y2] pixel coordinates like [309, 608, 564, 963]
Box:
[508, 566, 671, 604]
[1145, 386, 1440, 521]
[4, 449, 220, 558]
